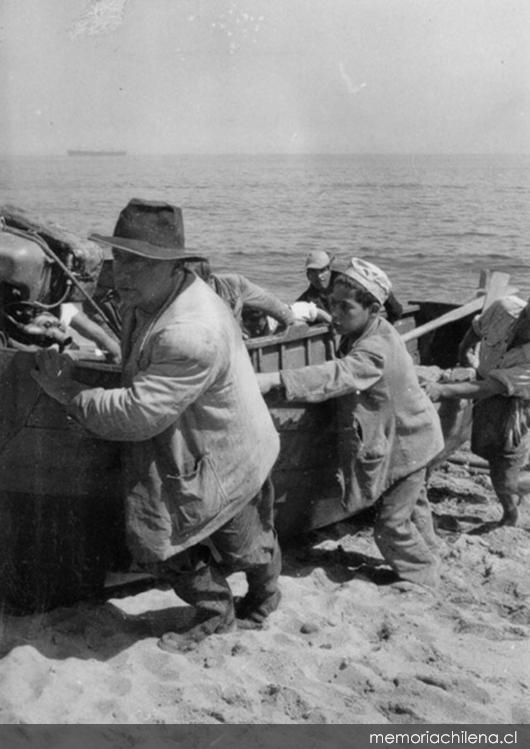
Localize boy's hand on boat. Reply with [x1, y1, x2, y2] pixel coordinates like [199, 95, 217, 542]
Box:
[424, 381, 445, 402]
[256, 371, 281, 394]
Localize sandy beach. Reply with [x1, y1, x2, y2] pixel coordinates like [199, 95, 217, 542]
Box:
[0, 447, 528, 725]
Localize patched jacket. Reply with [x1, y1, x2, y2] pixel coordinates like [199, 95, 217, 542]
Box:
[280, 316, 444, 510]
[68, 272, 279, 562]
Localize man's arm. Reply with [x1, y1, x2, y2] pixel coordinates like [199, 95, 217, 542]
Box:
[424, 377, 505, 402]
[70, 311, 122, 363]
[314, 308, 332, 324]
[229, 274, 295, 326]
[32, 325, 219, 442]
[457, 324, 481, 367]
[427, 357, 530, 402]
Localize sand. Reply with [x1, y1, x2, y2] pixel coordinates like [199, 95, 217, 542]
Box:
[0, 450, 528, 725]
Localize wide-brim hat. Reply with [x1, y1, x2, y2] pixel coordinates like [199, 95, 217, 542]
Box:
[89, 198, 206, 261]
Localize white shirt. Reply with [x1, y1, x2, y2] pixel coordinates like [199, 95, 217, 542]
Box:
[267, 301, 321, 333]
[60, 302, 81, 328]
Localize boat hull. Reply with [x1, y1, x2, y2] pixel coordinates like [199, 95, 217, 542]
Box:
[0, 350, 124, 611]
[0, 305, 473, 612]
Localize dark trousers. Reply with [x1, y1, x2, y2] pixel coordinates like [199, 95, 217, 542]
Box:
[374, 468, 440, 587]
[146, 477, 281, 632]
[472, 395, 530, 523]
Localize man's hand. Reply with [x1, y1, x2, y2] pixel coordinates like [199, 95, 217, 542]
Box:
[104, 342, 122, 365]
[458, 347, 480, 369]
[31, 349, 81, 405]
[424, 381, 446, 402]
[256, 371, 281, 394]
[457, 326, 480, 368]
[315, 309, 333, 325]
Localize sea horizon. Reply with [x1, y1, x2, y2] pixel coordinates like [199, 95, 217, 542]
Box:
[3, 151, 530, 158]
[2, 152, 529, 305]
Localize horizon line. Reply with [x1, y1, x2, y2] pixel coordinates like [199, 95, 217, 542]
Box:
[1, 151, 530, 158]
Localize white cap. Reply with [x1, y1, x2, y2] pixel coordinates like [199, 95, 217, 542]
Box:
[305, 250, 332, 270]
[342, 258, 391, 305]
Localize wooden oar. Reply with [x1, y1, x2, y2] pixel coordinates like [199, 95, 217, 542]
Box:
[401, 270, 511, 343]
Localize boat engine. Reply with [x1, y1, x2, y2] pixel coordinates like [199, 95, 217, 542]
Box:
[0, 205, 104, 350]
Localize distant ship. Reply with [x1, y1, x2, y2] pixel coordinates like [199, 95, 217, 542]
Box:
[67, 149, 127, 157]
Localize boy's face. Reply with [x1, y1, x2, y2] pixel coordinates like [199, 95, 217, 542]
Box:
[330, 282, 374, 338]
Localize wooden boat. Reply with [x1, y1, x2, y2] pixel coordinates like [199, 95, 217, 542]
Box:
[0, 304, 478, 614]
[0, 204, 504, 614]
[249, 311, 476, 538]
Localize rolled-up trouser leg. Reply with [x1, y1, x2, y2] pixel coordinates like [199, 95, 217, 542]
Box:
[211, 476, 282, 622]
[374, 468, 440, 588]
[150, 546, 235, 645]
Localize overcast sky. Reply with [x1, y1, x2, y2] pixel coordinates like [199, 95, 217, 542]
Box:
[1, 0, 529, 155]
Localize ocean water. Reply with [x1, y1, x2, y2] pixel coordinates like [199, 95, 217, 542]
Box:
[1, 153, 529, 304]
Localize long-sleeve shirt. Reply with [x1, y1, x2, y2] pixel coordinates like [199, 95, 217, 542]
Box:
[211, 273, 294, 328]
[66, 273, 279, 562]
[279, 316, 443, 510]
[473, 296, 530, 398]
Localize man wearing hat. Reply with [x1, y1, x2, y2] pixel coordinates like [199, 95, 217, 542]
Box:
[258, 258, 444, 589]
[296, 250, 404, 324]
[32, 198, 282, 650]
[296, 250, 339, 312]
